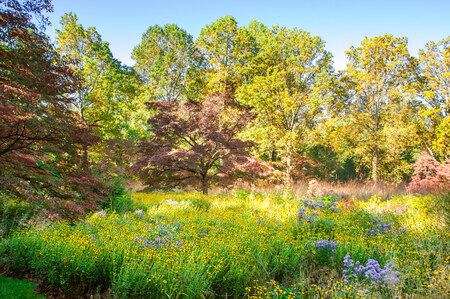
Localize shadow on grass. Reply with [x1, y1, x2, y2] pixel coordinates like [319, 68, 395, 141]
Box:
[0, 275, 44, 299]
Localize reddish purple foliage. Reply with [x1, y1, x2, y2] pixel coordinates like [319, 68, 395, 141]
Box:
[134, 93, 268, 194]
[0, 0, 107, 220]
[407, 151, 450, 194]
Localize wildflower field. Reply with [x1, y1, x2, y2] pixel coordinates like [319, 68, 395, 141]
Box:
[0, 191, 449, 298]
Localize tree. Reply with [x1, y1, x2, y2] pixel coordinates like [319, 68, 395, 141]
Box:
[340, 35, 419, 182]
[0, 0, 106, 219]
[407, 151, 450, 194]
[237, 25, 333, 185]
[134, 93, 264, 194]
[417, 37, 450, 160]
[56, 13, 147, 171]
[56, 13, 111, 121]
[132, 24, 204, 103]
[196, 16, 257, 97]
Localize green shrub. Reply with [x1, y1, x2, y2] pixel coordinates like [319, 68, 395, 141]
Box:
[234, 188, 251, 199]
[190, 197, 212, 211]
[101, 180, 135, 213]
[0, 196, 37, 239]
[429, 192, 450, 227]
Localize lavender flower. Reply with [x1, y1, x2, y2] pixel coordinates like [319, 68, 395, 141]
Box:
[297, 208, 319, 223]
[302, 200, 326, 209]
[297, 208, 308, 218]
[367, 218, 396, 236]
[343, 254, 400, 287]
[90, 234, 97, 242]
[257, 215, 268, 225]
[134, 209, 145, 217]
[135, 232, 183, 250]
[312, 239, 338, 254]
[381, 262, 400, 286]
[302, 200, 339, 214]
[96, 209, 106, 217]
[343, 254, 354, 268]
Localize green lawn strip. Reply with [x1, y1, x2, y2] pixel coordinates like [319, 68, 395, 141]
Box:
[0, 275, 44, 299]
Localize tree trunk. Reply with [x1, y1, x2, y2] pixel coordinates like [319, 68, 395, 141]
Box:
[271, 149, 276, 161]
[423, 140, 436, 160]
[201, 175, 209, 195]
[79, 111, 89, 171]
[81, 143, 89, 171]
[372, 146, 378, 183]
[285, 153, 292, 188]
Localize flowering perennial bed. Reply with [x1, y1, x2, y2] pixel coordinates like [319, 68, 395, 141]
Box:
[0, 192, 448, 298]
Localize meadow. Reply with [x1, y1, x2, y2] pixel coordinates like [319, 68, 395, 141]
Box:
[0, 191, 449, 298]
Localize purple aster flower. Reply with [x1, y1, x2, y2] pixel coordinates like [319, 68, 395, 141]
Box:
[312, 239, 338, 254]
[343, 255, 400, 288]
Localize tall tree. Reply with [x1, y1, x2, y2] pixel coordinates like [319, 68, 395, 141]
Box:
[196, 16, 257, 97]
[134, 93, 264, 194]
[237, 25, 333, 185]
[56, 13, 111, 121]
[417, 37, 450, 160]
[132, 24, 204, 103]
[341, 35, 419, 182]
[0, 0, 106, 219]
[56, 13, 146, 170]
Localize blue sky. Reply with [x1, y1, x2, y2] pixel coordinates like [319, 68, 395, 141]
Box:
[46, 0, 449, 70]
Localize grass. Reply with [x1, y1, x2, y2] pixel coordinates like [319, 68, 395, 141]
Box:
[0, 191, 448, 298]
[0, 275, 44, 299]
[290, 180, 407, 201]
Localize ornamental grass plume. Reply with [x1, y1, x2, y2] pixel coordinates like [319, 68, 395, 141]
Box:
[306, 180, 325, 199]
[337, 194, 356, 210]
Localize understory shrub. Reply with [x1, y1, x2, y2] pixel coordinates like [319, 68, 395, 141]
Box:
[0, 195, 38, 239]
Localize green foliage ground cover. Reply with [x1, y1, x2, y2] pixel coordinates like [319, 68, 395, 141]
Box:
[0, 275, 44, 299]
[0, 192, 448, 298]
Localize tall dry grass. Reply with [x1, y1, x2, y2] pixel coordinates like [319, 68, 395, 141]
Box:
[299, 180, 408, 201]
[223, 180, 407, 201]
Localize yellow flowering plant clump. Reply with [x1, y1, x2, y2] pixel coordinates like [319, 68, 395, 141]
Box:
[0, 191, 448, 298]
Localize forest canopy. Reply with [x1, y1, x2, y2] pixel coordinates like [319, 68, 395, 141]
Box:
[1, 0, 449, 214]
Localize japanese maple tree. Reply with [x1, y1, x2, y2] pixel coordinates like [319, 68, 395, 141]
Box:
[134, 93, 265, 194]
[0, 0, 107, 219]
[407, 151, 450, 194]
